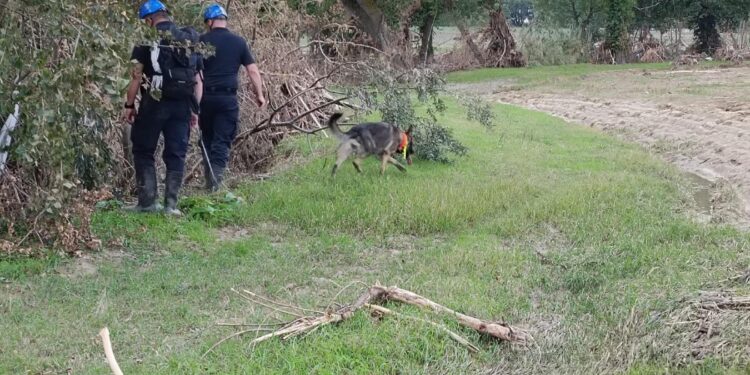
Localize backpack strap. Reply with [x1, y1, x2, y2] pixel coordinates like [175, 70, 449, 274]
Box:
[150, 41, 163, 91]
[149, 24, 182, 92]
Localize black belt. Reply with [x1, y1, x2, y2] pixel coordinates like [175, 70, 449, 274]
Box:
[205, 87, 237, 94]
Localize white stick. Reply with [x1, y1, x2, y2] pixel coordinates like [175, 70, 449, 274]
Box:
[0, 104, 20, 174]
[98, 327, 124, 375]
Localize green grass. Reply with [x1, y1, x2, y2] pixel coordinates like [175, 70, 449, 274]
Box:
[2, 68, 750, 374]
[445, 62, 672, 84]
[445, 61, 738, 86]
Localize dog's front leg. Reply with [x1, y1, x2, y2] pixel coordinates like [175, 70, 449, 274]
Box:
[387, 156, 408, 173]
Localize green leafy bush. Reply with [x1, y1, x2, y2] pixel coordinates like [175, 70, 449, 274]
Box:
[350, 67, 494, 164]
[180, 192, 244, 222]
[0, 0, 208, 252]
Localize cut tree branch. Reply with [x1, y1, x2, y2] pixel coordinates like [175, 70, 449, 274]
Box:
[371, 286, 532, 342]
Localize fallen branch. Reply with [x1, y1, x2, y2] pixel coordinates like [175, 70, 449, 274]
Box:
[697, 292, 750, 311]
[371, 286, 532, 343]
[202, 327, 275, 359]
[241, 289, 325, 315]
[207, 284, 530, 356]
[716, 269, 750, 285]
[231, 288, 305, 318]
[247, 312, 351, 346]
[98, 327, 123, 375]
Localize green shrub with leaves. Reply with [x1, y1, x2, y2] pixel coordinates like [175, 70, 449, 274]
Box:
[515, 25, 588, 66]
[350, 67, 494, 164]
[179, 192, 245, 223]
[0, 0, 209, 252]
[605, 0, 635, 62]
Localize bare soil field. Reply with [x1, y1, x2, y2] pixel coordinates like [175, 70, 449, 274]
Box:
[485, 65, 750, 224]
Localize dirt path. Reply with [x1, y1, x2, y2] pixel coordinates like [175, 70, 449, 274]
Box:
[487, 66, 750, 222]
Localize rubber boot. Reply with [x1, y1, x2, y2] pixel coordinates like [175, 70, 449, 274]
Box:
[164, 171, 184, 217]
[209, 163, 225, 192]
[126, 164, 161, 213]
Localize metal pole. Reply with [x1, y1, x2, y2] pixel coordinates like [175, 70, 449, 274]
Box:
[198, 128, 218, 188]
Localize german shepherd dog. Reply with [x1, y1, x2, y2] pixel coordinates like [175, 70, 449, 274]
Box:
[328, 113, 414, 176]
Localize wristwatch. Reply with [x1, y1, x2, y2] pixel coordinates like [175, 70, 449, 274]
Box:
[124, 103, 135, 109]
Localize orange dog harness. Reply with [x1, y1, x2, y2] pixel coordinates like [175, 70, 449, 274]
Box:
[398, 132, 409, 159]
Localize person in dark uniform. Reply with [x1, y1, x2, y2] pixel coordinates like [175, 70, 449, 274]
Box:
[121, 0, 203, 216]
[199, 4, 266, 191]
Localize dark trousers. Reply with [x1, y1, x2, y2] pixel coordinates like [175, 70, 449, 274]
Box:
[131, 97, 191, 173]
[199, 94, 239, 169]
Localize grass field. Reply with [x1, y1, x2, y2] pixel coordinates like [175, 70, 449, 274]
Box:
[446, 62, 673, 85]
[2, 65, 750, 374]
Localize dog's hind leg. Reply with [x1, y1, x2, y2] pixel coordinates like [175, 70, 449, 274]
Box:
[387, 156, 408, 173]
[380, 154, 389, 176]
[352, 158, 364, 174]
[332, 141, 354, 177]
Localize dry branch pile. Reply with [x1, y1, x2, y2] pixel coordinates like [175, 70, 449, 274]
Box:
[181, 2, 350, 185]
[655, 289, 750, 364]
[636, 35, 667, 63]
[205, 284, 531, 357]
[436, 11, 527, 72]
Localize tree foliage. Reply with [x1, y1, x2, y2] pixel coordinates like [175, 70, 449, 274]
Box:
[534, 0, 750, 55]
[349, 67, 493, 164]
[0, 0, 224, 251]
[532, 0, 607, 38]
[676, 0, 750, 53]
[605, 0, 634, 61]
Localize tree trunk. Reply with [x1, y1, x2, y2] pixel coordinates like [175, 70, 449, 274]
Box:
[458, 22, 485, 66]
[484, 6, 526, 67]
[340, 0, 388, 50]
[418, 14, 435, 65]
[400, 0, 422, 44]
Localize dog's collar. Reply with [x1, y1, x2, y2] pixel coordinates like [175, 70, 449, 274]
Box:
[398, 132, 409, 159]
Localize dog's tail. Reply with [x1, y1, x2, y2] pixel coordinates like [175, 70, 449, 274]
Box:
[327, 113, 348, 141]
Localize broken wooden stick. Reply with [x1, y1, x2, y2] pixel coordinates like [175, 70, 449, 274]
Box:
[98, 327, 123, 375]
[370, 286, 533, 343]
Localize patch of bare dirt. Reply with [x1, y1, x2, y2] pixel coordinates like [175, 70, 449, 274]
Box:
[531, 224, 572, 257]
[488, 66, 750, 224]
[215, 222, 292, 244]
[57, 250, 134, 279]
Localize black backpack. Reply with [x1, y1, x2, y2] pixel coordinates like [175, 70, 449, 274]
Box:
[155, 25, 200, 100]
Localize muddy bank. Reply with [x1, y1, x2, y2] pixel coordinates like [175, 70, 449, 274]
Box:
[484, 66, 750, 224]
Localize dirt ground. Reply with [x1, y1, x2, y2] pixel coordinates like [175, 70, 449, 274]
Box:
[481, 65, 750, 224]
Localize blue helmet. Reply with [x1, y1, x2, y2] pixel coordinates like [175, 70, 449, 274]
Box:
[139, 0, 168, 20]
[204, 4, 229, 22]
